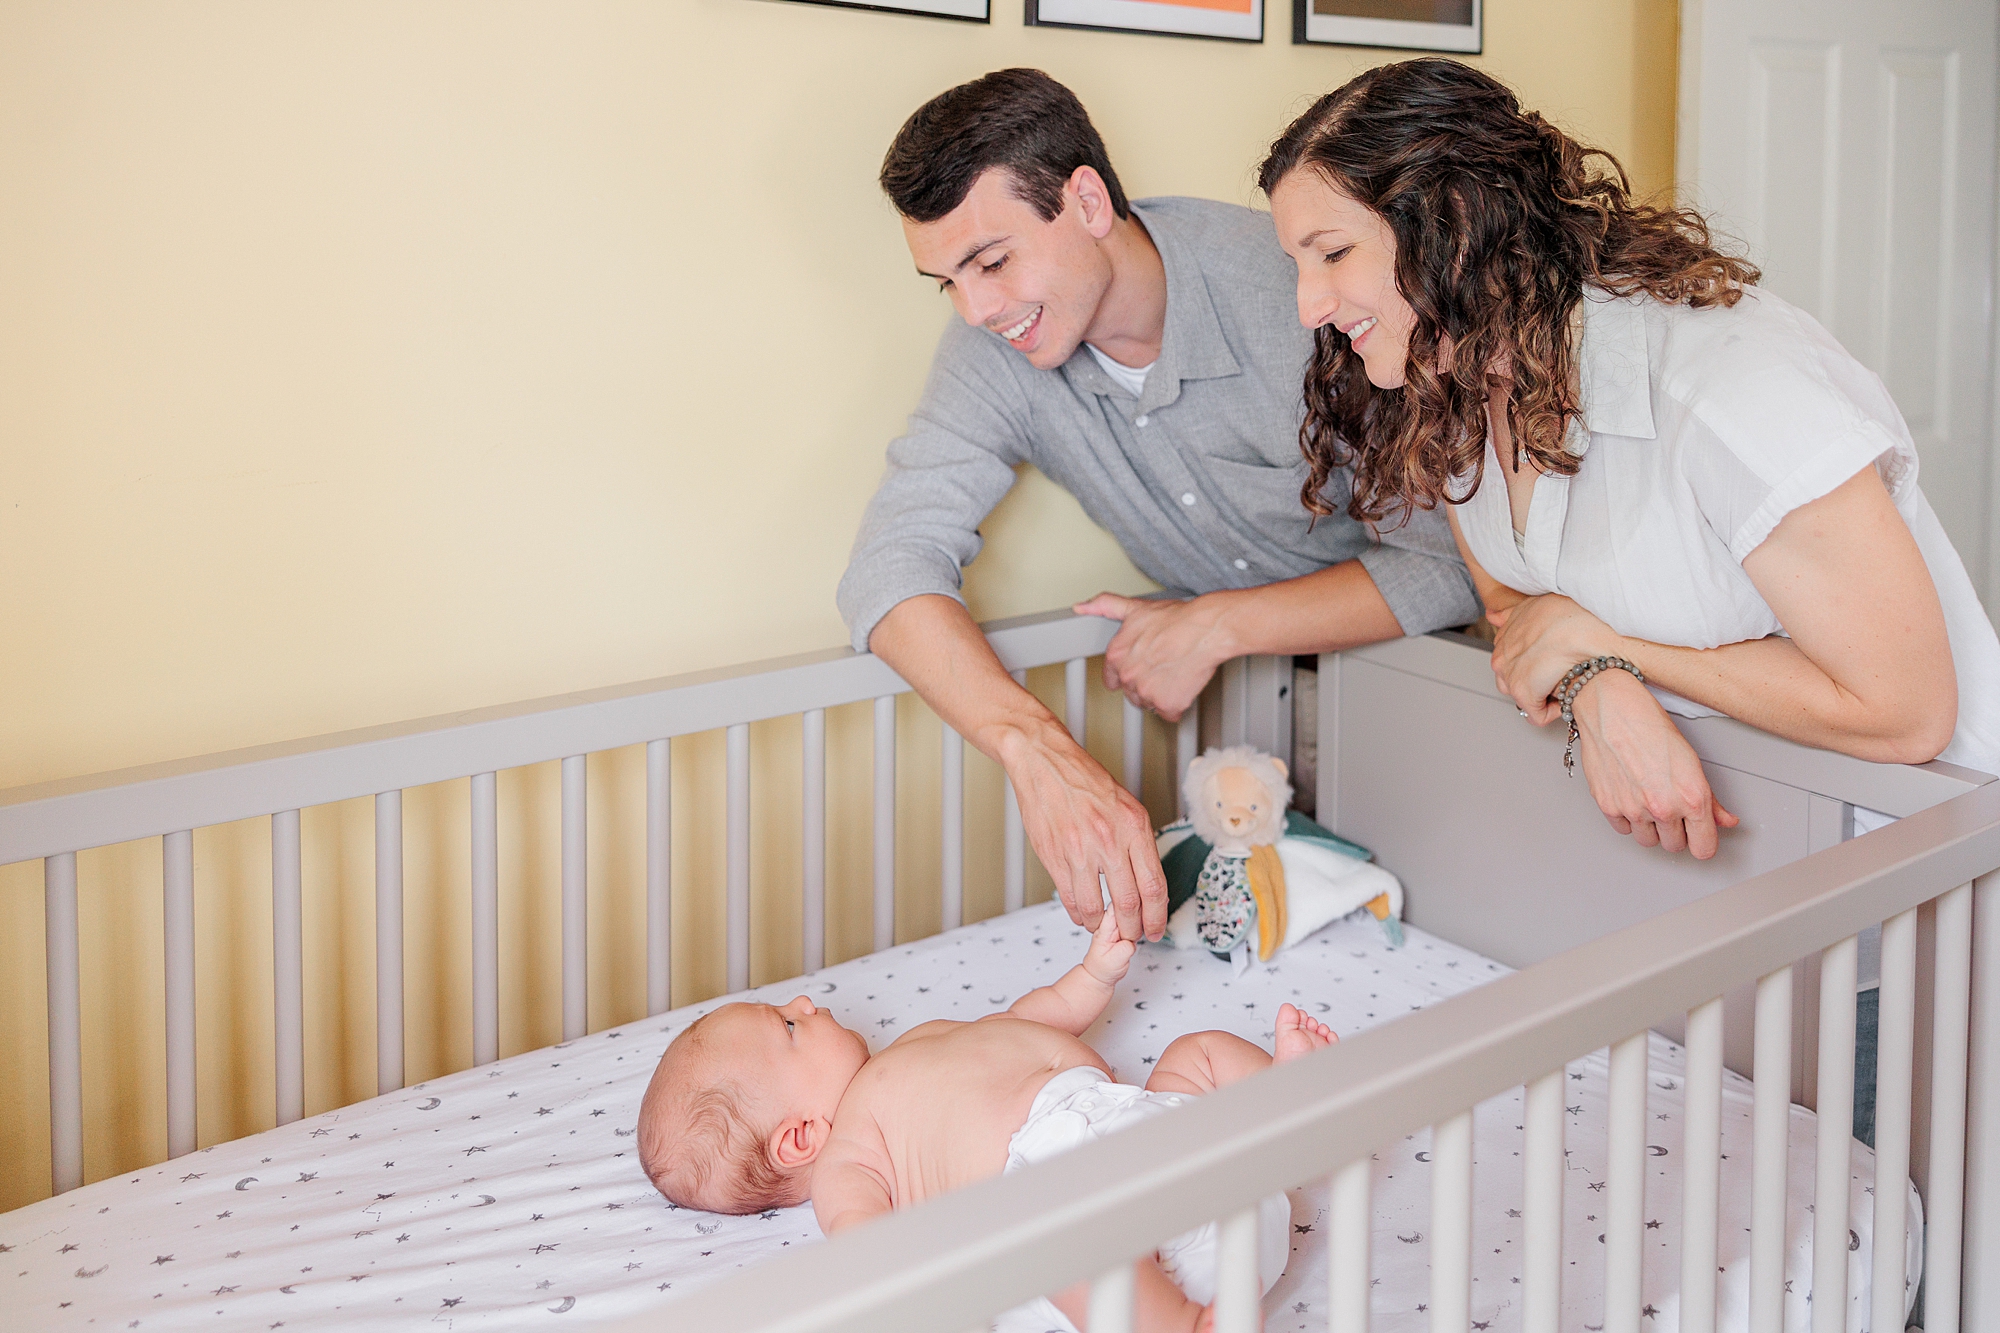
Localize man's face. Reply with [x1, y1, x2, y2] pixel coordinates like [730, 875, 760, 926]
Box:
[902, 168, 1117, 372]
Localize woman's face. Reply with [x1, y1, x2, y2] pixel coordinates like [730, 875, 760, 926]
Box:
[1269, 170, 1416, 389]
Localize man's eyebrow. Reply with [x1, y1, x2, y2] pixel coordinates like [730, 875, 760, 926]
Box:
[914, 235, 1012, 280]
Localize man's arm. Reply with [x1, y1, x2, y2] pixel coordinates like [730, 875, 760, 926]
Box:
[870, 594, 1168, 942]
[1076, 505, 1481, 720]
[1075, 560, 1399, 719]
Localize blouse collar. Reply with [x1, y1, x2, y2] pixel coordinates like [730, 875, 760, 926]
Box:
[1570, 287, 1658, 452]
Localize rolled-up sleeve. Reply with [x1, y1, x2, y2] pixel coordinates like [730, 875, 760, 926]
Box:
[1353, 504, 1481, 635]
[836, 325, 1034, 652]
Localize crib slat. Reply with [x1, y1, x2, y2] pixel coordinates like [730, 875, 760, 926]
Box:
[1065, 657, 1087, 747]
[1749, 965, 1793, 1333]
[45, 851, 83, 1195]
[647, 740, 671, 1016]
[802, 713, 825, 973]
[1004, 670, 1027, 913]
[942, 724, 963, 932]
[1924, 881, 1973, 1333]
[163, 828, 198, 1157]
[1175, 705, 1199, 816]
[1872, 907, 1917, 1333]
[272, 810, 304, 1124]
[725, 729, 750, 995]
[1330, 1156, 1372, 1331]
[1605, 1032, 1647, 1333]
[1811, 935, 1857, 1333]
[1522, 1067, 1564, 1333]
[1087, 1263, 1135, 1333]
[1122, 697, 1143, 799]
[1431, 1109, 1473, 1333]
[375, 793, 403, 1095]
[1680, 996, 1725, 1333]
[873, 696, 895, 951]
[563, 755, 589, 1039]
[1213, 1204, 1261, 1333]
[471, 774, 499, 1064]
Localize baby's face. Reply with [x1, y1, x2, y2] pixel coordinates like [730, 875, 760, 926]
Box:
[704, 996, 870, 1123]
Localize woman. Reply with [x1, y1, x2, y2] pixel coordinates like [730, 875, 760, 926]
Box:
[1257, 59, 2000, 859]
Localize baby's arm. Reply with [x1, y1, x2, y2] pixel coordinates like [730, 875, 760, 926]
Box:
[999, 911, 1135, 1037]
[812, 1153, 895, 1237]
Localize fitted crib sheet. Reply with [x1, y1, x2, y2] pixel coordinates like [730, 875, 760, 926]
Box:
[1, 902, 1916, 1332]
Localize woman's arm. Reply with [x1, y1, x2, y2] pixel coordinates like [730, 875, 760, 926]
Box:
[1442, 505, 1527, 618]
[1490, 466, 1958, 764]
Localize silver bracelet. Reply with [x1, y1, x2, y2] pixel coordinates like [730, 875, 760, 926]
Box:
[1553, 655, 1645, 776]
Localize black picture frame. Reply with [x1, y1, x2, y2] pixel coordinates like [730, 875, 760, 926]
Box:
[1026, 0, 1263, 44]
[1291, 0, 1480, 52]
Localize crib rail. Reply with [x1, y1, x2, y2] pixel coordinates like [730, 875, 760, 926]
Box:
[642, 777, 2000, 1333]
[3, 609, 1132, 1197]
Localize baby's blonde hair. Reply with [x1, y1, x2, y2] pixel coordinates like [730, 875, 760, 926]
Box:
[638, 1016, 798, 1214]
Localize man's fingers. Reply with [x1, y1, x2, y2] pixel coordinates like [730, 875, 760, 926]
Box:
[1074, 593, 1138, 621]
[1131, 844, 1170, 941]
[1715, 798, 1741, 830]
[1687, 804, 1721, 860]
[1103, 867, 1145, 945]
[1656, 816, 1689, 855]
[1063, 865, 1102, 929]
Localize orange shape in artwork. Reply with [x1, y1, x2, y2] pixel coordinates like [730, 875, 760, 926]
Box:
[1140, 0, 1254, 12]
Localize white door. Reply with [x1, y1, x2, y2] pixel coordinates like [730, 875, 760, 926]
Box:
[1678, 0, 1999, 616]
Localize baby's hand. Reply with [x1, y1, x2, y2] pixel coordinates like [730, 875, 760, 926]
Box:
[1083, 908, 1137, 986]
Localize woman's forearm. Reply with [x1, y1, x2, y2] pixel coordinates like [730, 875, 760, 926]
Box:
[1614, 633, 1955, 765]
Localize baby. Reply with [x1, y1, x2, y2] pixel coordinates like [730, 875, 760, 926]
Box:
[638, 912, 1336, 1333]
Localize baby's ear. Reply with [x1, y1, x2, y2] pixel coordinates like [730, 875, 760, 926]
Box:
[770, 1115, 830, 1171]
[1270, 757, 1288, 780]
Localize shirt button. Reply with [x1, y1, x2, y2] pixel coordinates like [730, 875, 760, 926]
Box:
[1135, 414, 1149, 427]
[1180, 492, 1196, 507]
[1233, 559, 1248, 570]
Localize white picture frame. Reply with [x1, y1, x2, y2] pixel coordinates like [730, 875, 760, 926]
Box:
[1292, 0, 1480, 52]
[1026, 0, 1263, 44]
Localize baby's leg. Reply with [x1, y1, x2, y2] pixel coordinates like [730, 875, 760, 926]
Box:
[1145, 1003, 1335, 1097]
[1049, 1256, 1213, 1333]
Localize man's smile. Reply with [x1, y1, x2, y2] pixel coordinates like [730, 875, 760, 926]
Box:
[995, 306, 1044, 345]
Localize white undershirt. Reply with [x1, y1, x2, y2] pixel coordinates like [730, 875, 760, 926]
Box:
[1086, 342, 1153, 399]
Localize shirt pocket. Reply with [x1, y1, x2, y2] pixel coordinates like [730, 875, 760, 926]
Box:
[1201, 455, 1356, 558]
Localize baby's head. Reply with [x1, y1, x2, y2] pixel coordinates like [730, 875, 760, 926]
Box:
[638, 996, 869, 1214]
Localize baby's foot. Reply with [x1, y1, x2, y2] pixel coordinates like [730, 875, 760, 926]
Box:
[1273, 1002, 1338, 1063]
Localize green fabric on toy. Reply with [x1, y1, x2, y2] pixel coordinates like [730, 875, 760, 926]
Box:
[1159, 745, 1404, 963]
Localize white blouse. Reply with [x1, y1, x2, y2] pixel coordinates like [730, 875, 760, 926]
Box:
[1453, 286, 2000, 779]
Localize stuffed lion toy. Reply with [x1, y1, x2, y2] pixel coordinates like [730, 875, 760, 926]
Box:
[1158, 744, 1403, 965]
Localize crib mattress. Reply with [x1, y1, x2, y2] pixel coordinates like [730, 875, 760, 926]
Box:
[1, 902, 1915, 1331]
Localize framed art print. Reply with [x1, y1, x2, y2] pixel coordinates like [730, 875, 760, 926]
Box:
[1293, 0, 1479, 51]
[787, 0, 987, 20]
[1026, 0, 1262, 44]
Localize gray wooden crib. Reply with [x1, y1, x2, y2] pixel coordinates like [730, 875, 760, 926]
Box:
[2, 611, 1994, 1333]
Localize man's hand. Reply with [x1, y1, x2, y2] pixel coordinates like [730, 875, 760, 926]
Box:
[1073, 592, 1231, 722]
[1486, 594, 1627, 723]
[1569, 669, 1739, 859]
[1000, 714, 1170, 941]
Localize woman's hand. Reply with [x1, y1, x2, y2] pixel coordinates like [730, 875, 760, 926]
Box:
[1570, 669, 1739, 858]
[1073, 592, 1232, 721]
[1486, 594, 1629, 723]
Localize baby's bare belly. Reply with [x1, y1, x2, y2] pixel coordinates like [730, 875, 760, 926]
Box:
[855, 1018, 1111, 1209]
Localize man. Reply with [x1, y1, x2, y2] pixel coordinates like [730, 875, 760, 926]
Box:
[838, 69, 1478, 944]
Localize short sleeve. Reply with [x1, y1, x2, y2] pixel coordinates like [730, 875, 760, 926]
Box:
[1668, 292, 1918, 564]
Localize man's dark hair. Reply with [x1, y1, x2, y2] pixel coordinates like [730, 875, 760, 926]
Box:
[880, 69, 1129, 225]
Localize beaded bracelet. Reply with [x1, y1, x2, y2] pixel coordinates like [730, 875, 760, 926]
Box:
[1552, 655, 1645, 775]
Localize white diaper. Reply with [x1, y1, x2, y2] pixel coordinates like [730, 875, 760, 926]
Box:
[991, 1066, 1291, 1333]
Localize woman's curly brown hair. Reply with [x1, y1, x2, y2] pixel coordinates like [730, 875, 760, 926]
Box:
[1257, 59, 1760, 526]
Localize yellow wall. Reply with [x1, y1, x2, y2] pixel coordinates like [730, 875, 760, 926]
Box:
[0, 0, 1676, 1209]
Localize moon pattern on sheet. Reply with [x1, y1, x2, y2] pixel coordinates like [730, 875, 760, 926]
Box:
[0, 901, 1914, 1333]
[549, 1296, 575, 1312]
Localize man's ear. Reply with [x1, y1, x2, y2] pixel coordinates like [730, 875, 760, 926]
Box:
[769, 1116, 829, 1171]
[1069, 166, 1118, 240]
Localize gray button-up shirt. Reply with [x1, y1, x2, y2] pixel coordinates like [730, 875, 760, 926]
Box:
[837, 196, 1479, 651]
